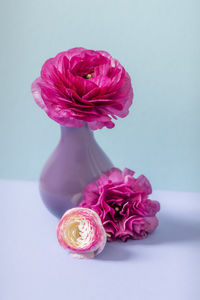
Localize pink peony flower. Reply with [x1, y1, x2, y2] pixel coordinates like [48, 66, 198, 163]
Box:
[79, 168, 160, 242]
[32, 47, 133, 130]
[57, 207, 107, 259]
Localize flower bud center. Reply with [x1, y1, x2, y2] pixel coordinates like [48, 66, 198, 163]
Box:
[63, 215, 94, 249]
[85, 74, 92, 79]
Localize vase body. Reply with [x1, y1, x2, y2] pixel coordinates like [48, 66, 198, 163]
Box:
[39, 123, 113, 218]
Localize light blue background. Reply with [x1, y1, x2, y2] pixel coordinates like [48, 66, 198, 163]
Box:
[0, 0, 199, 192]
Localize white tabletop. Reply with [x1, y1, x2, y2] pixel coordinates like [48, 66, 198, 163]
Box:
[0, 180, 200, 300]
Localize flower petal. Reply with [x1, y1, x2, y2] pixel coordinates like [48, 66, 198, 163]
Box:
[57, 207, 107, 259]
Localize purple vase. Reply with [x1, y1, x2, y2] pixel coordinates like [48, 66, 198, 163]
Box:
[39, 123, 113, 218]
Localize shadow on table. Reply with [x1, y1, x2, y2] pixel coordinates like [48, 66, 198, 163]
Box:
[98, 213, 200, 261]
[97, 241, 135, 261]
[139, 213, 200, 246]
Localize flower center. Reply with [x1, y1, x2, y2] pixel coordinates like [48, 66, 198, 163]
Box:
[63, 215, 95, 249]
[114, 206, 120, 212]
[85, 74, 92, 79]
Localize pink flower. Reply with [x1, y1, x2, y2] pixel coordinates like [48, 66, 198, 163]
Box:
[57, 207, 107, 259]
[79, 168, 160, 242]
[32, 47, 133, 130]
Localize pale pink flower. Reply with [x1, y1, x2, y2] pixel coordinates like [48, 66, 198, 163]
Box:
[57, 207, 107, 259]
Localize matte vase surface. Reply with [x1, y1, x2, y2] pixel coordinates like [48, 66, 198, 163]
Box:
[40, 123, 113, 218]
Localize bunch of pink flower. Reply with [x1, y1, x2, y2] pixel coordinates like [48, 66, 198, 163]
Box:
[57, 167, 160, 258]
[32, 48, 160, 259]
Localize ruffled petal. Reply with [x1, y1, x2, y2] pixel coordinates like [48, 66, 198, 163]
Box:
[79, 168, 160, 242]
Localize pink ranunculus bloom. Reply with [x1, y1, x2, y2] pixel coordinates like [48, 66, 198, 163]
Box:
[79, 168, 160, 242]
[57, 207, 107, 259]
[31, 48, 133, 130]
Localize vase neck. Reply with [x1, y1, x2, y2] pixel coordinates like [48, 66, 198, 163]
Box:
[60, 122, 93, 141]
